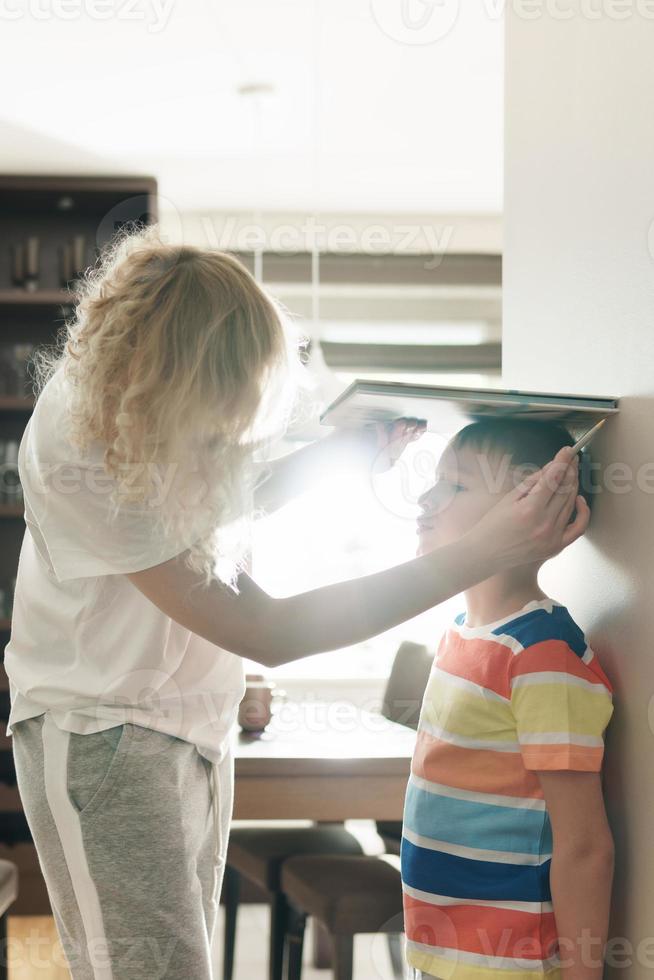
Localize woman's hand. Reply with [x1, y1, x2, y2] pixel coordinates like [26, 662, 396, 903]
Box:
[330, 417, 427, 474]
[467, 445, 591, 570]
[254, 418, 427, 514]
[370, 417, 428, 472]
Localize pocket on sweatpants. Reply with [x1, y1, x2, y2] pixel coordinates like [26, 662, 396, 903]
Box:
[67, 723, 132, 819]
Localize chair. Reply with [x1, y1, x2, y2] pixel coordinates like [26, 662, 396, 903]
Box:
[281, 854, 403, 980]
[222, 822, 364, 980]
[376, 641, 433, 857]
[277, 644, 433, 980]
[0, 860, 19, 980]
[223, 641, 432, 980]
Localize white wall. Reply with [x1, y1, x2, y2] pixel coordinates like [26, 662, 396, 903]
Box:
[504, 9, 654, 977]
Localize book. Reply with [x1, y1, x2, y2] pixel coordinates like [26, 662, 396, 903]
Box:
[319, 380, 619, 439]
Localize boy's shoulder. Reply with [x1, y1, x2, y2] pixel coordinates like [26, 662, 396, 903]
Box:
[447, 599, 614, 694]
[453, 598, 587, 659]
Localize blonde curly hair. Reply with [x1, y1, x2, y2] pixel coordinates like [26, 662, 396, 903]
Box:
[32, 223, 315, 592]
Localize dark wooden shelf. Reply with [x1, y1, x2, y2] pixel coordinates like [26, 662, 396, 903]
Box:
[0, 396, 33, 412]
[0, 289, 76, 307]
[0, 505, 23, 519]
[0, 174, 158, 862]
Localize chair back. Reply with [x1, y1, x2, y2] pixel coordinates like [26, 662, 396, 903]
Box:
[381, 641, 433, 731]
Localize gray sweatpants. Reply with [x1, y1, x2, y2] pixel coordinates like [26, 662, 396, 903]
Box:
[11, 711, 234, 980]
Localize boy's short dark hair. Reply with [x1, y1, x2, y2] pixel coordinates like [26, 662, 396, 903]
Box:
[450, 417, 594, 521]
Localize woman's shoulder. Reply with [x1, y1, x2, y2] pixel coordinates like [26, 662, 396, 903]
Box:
[26, 365, 106, 469]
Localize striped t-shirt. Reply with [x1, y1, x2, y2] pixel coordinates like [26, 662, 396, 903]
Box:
[400, 597, 614, 980]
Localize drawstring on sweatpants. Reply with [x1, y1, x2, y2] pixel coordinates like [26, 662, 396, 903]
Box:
[209, 761, 223, 905]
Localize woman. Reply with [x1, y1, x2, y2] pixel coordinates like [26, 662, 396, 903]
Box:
[5, 225, 587, 980]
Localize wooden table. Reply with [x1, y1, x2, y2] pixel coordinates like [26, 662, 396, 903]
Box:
[232, 700, 416, 821]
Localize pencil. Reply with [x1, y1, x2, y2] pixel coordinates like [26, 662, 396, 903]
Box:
[571, 417, 607, 454]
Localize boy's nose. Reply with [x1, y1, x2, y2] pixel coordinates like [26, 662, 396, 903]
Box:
[417, 488, 432, 512]
[419, 480, 455, 517]
[418, 486, 439, 514]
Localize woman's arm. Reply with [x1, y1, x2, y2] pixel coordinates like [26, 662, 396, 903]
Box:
[253, 433, 340, 514]
[126, 446, 588, 668]
[128, 527, 489, 667]
[537, 770, 615, 980]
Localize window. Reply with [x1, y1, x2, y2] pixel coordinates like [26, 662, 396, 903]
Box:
[236, 249, 502, 679]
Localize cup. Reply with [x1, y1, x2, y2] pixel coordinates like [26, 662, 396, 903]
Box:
[59, 242, 74, 288]
[12, 343, 34, 397]
[24, 237, 40, 292]
[238, 676, 286, 733]
[71, 234, 87, 278]
[9, 243, 24, 287]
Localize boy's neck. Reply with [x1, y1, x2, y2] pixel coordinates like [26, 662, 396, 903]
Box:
[463, 571, 548, 628]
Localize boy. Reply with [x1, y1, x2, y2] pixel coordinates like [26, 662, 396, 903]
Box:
[401, 418, 615, 980]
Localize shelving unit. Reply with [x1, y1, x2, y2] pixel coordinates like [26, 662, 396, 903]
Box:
[0, 173, 157, 913]
[0, 397, 32, 411]
[0, 506, 24, 518]
[0, 289, 75, 305]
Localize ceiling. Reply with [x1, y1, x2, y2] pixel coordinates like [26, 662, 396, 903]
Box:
[0, 0, 504, 214]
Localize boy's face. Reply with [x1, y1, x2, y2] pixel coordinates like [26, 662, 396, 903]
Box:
[416, 440, 515, 556]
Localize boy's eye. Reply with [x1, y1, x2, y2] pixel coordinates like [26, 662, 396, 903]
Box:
[434, 478, 466, 492]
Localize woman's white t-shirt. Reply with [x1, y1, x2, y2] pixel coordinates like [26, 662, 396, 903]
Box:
[4, 367, 246, 764]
